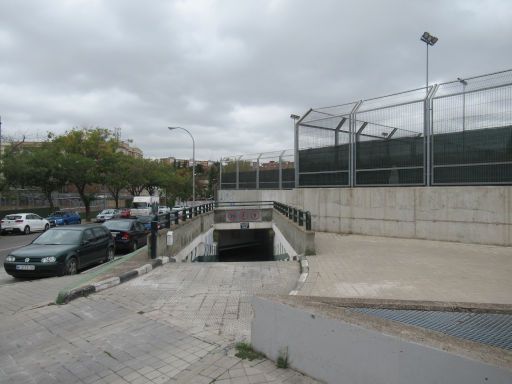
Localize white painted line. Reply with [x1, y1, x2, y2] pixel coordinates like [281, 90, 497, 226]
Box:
[93, 277, 120, 292]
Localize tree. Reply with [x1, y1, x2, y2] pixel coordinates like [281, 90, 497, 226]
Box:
[207, 162, 219, 198]
[53, 128, 118, 220]
[124, 156, 148, 197]
[1, 140, 66, 211]
[99, 152, 131, 208]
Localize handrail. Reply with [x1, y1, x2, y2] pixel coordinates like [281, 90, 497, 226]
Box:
[273, 201, 312, 230]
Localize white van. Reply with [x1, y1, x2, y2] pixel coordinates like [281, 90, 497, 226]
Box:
[130, 196, 160, 217]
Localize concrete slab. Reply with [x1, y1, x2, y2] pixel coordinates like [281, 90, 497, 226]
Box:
[300, 232, 512, 304]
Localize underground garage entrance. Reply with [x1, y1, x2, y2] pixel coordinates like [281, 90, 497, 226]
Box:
[215, 228, 275, 262]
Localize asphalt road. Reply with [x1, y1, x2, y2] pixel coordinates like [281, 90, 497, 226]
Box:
[0, 232, 40, 285]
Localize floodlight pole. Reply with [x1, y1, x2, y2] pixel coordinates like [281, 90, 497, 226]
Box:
[168, 126, 195, 205]
[420, 32, 438, 95]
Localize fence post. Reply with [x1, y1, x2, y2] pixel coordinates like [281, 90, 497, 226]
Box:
[182, 208, 187, 222]
[236, 156, 240, 190]
[298, 210, 304, 226]
[305, 212, 311, 230]
[350, 101, 363, 187]
[219, 159, 223, 191]
[150, 220, 158, 259]
[293, 208, 297, 223]
[278, 150, 285, 190]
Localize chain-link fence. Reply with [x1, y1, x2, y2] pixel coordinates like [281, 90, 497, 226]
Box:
[219, 150, 295, 190]
[220, 69, 512, 190]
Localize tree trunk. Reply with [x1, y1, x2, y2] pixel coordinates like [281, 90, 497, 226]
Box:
[44, 189, 55, 211]
[76, 184, 91, 221]
[114, 191, 120, 208]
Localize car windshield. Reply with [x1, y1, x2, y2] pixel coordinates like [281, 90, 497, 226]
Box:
[50, 211, 65, 217]
[99, 210, 115, 215]
[103, 220, 132, 231]
[33, 229, 82, 245]
[5, 215, 22, 220]
[132, 202, 148, 209]
[137, 216, 153, 223]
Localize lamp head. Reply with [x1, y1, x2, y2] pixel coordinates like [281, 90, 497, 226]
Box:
[290, 114, 300, 120]
[420, 32, 438, 46]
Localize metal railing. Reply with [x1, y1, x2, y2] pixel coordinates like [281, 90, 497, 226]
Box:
[273, 201, 311, 230]
[170, 202, 215, 225]
[220, 69, 512, 188]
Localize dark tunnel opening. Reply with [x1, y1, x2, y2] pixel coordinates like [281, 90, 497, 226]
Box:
[216, 228, 274, 262]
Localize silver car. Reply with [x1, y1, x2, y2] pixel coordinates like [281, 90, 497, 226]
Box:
[95, 209, 120, 223]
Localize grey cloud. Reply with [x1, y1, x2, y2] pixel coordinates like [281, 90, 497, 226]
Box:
[0, 0, 510, 160]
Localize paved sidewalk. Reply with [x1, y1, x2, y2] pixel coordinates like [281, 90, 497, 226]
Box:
[300, 233, 512, 304]
[0, 261, 320, 383]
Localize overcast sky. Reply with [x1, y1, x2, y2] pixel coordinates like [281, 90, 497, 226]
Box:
[0, 0, 510, 161]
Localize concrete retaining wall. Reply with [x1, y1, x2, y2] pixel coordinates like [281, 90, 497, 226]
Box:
[272, 211, 315, 255]
[251, 296, 512, 384]
[218, 187, 512, 246]
[153, 212, 214, 257]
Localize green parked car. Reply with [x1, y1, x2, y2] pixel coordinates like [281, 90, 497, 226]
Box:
[3, 224, 115, 278]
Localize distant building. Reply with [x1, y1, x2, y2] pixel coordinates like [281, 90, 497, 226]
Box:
[159, 157, 212, 170]
[117, 140, 143, 158]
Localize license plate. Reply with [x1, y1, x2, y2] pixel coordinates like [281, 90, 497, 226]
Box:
[16, 265, 35, 271]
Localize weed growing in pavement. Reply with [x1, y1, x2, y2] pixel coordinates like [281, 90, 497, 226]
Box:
[235, 342, 264, 361]
[276, 347, 288, 369]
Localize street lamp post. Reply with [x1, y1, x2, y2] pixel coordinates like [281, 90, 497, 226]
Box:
[168, 126, 195, 205]
[420, 32, 438, 94]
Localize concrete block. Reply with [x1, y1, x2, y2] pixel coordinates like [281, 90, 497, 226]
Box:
[251, 296, 512, 384]
[136, 264, 152, 275]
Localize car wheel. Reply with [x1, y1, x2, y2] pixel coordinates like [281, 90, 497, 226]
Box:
[105, 247, 115, 262]
[24, 226, 31, 235]
[44, 224, 50, 231]
[64, 220, 68, 225]
[64, 257, 78, 275]
[78, 219, 82, 224]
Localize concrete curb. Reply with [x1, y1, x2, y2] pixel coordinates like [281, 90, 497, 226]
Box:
[56, 256, 171, 304]
[289, 257, 309, 296]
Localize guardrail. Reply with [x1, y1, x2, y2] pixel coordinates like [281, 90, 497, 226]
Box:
[169, 202, 215, 225]
[273, 201, 312, 231]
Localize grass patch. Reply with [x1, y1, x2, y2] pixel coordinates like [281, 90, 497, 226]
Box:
[235, 342, 264, 361]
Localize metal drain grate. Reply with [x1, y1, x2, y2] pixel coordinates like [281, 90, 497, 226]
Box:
[350, 308, 512, 351]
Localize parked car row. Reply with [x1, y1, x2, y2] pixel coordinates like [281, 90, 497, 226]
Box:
[2, 205, 187, 279]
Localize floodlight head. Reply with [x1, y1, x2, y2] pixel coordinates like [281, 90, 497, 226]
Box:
[457, 77, 468, 86]
[290, 114, 300, 120]
[420, 32, 438, 46]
